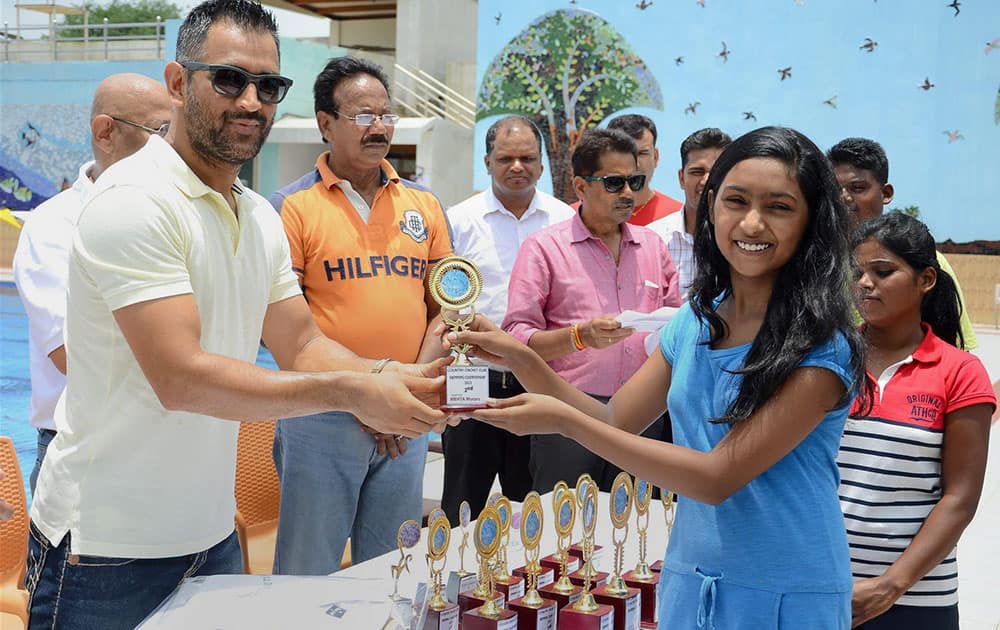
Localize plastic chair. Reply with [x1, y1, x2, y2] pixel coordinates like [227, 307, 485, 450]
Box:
[234, 421, 353, 573]
[234, 421, 281, 575]
[0, 437, 29, 625]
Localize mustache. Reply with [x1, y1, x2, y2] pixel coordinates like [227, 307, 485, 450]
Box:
[223, 111, 268, 126]
[615, 199, 635, 209]
[364, 134, 390, 145]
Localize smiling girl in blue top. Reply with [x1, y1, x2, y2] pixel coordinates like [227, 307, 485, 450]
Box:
[453, 127, 868, 629]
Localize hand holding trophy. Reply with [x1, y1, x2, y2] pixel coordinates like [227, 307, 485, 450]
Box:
[428, 256, 489, 411]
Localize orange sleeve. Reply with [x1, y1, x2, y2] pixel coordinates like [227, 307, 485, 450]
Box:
[425, 198, 453, 261]
[279, 195, 306, 278]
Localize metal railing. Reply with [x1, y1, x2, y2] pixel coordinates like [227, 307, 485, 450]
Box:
[393, 63, 475, 129]
[2, 18, 166, 63]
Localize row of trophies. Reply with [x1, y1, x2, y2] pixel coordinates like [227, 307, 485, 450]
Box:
[389, 473, 678, 630]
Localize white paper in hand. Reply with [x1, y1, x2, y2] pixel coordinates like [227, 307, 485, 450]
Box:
[616, 307, 679, 332]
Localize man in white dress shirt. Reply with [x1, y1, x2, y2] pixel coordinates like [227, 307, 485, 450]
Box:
[647, 127, 731, 299]
[441, 115, 574, 522]
[12, 73, 170, 495]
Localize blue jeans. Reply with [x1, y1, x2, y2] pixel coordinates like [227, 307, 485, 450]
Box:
[272, 411, 428, 574]
[26, 522, 241, 630]
[29, 428, 56, 497]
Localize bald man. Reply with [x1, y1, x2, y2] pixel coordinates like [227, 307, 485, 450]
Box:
[13, 73, 170, 495]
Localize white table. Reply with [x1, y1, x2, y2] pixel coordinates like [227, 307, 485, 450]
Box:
[138, 491, 674, 629]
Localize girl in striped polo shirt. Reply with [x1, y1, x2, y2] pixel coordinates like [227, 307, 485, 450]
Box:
[840, 212, 995, 629]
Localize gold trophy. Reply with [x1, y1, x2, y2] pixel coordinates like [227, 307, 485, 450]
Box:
[540, 482, 581, 577]
[539, 488, 583, 610]
[447, 500, 478, 602]
[650, 488, 676, 574]
[593, 473, 641, 630]
[507, 492, 558, 629]
[423, 514, 460, 629]
[391, 519, 421, 602]
[460, 506, 518, 629]
[428, 256, 489, 411]
[559, 483, 614, 629]
[624, 478, 660, 627]
[488, 494, 525, 602]
[569, 475, 608, 589]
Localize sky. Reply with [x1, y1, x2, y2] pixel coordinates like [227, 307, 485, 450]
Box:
[0, 0, 328, 38]
[476, 0, 1000, 242]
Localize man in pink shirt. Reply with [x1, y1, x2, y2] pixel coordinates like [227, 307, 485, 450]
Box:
[502, 128, 681, 491]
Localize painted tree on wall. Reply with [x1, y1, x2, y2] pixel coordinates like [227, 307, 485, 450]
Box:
[477, 9, 663, 202]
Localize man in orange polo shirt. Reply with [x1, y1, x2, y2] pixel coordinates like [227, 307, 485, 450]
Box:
[269, 56, 453, 573]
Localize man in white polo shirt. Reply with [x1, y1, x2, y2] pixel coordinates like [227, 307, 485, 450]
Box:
[13, 73, 170, 496]
[441, 116, 574, 523]
[25, 1, 447, 628]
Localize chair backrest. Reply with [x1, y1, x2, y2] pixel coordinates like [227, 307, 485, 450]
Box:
[0, 437, 29, 593]
[234, 421, 280, 529]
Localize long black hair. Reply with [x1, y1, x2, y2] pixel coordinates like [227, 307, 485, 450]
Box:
[852, 212, 964, 348]
[689, 126, 867, 424]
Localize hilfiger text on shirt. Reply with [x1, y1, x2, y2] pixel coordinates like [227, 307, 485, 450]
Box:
[323, 255, 428, 281]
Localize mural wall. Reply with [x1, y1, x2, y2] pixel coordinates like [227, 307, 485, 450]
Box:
[475, 0, 999, 242]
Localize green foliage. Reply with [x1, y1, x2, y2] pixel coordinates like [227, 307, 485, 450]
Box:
[59, 0, 181, 39]
[477, 8, 662, 199]
[891, 205, 921, 218]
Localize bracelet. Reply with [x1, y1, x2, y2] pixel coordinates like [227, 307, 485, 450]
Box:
[571, 323, 586, 351]
[371, 358, 396, 374]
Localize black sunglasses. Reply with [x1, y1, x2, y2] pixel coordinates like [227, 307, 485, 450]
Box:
[582, 174, 646, 193]
[180, 61, 293, 105]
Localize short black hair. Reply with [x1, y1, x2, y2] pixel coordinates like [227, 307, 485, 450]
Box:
[679, 128, 732, 166]
[176, 0, 279, 63]
[827, 137, 890, 185]
[313, 56, 391, 117]
[485, 116, 543, 156]
[607, 114, 657, 144]
[571, 129, 637, 177]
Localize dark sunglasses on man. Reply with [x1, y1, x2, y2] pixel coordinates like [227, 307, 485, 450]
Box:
[582, 173, 646, 194]
[180, 61, 294, 105]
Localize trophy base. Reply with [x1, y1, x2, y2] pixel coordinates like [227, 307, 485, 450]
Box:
[459, 590, 506, 618]
[462, 606, 519, 630]
[447, 570, 479, 603]
[569, 568, 610, 589]
[593, 584, 641, 630]
[568, 543, 604, 562]
[495, 575, 526, 602]
[441, 365, 490, 411]
[559, 601, 614, 630]
[539, 552, 581, 576]
[649, 560, 663, 573]
[508, 595, 558, 630]
[538, 582, 583, 610]
[623, 570, 660, 625]
[423, 601, 460, 630]
[640, 623, 658, 629]
[440, 404, 489, 412]
[513, 564, 555, 589]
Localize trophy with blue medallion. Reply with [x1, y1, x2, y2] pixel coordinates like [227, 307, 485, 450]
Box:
[461, 506, 519, 629]
[508, 492, 558, 630]
[391, 519, 421, 602]
[624, 478, 660, 627]
[424, 513, 460, 630]
[560, 483, 615, 629]
[594, 473, 642, 630]
[488, 493, 525, 603]
[447, 500, 479, 602]
[650, 488, 676, 574]
[570, 475, 608, 589]
[428, 256, 489, 411]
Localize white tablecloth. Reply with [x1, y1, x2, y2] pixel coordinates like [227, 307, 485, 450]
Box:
[138, 491, 674, 629]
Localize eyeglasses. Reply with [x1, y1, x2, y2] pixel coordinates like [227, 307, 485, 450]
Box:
[108, 115, 169, 137]
[582, 174, 646, 193]
[334, 111, 401, 127]
[180, 61, 293, 105]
